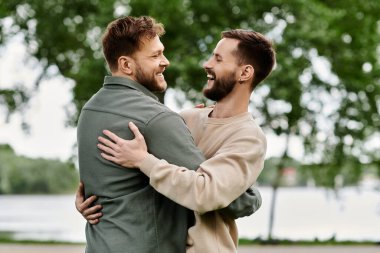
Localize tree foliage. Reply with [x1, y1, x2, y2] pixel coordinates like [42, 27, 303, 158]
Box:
[0, 144, 79, 194]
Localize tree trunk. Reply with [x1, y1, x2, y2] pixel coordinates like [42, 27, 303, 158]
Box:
[267, 133, 291, 241]
[268, 165, 281, 241]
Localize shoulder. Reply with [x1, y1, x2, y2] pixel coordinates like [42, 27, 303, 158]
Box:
[236, 115, 265, 137]
[179, 107, 197, 120]
[245, 118, 266, 141]
[144, 107, 190, 136]
[179, 107, 211, 123]
[84, 86, 176, 124]
[227, 117, 267, 149]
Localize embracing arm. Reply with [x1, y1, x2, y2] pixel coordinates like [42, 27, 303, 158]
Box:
[99, 122, 266, 214]
[139, 135, 265, 214]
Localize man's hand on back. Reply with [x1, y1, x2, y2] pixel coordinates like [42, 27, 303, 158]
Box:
[75, 182, 103, 224]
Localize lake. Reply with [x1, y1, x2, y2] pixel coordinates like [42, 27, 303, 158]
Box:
[0, 186, 379, 243]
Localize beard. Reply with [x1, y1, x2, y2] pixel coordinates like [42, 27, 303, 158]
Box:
[135, 63, 166, 93]
[203, 70, 237, 101]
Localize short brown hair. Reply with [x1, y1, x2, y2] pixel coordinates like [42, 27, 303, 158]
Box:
[222, 29, 276, 88]
[102, 16, 165, 71]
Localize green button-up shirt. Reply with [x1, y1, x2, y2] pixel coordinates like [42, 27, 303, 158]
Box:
[78, 76, 205, 253]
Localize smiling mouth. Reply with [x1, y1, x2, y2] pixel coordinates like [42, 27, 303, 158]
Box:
[156, 68, 165, 77]
[157, 67, 167, 77]
[207, 74, 215, 80]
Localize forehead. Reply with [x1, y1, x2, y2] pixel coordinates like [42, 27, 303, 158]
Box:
[138, 35, 164, 54]
[213, 38, 239, 58]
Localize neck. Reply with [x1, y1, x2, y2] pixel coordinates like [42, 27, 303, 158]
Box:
[210, 86, 251, 118]
[112, 71, 137, 82]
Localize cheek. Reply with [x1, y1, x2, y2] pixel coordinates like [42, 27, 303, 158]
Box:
[149, 61, 161, 71]
[215, 64, 230, 74]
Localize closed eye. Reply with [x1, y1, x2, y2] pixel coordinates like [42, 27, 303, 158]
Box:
[214, 53, 223, 62]
[152, 49, 164, 58]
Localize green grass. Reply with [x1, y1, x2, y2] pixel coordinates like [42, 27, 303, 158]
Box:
[239, 237, 380, 246]
[1, 232, 378, 246]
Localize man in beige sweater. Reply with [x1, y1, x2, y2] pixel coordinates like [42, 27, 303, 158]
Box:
[82, 29, 275, 252]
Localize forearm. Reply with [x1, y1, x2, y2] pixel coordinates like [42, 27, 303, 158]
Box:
[140, 152, 263, 214]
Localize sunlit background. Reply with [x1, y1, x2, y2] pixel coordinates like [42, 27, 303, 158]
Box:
[0, 0, 379, 246]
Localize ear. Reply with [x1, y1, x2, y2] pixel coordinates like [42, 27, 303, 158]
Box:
[118, 56, 134, 75]
[239, 65, 254, 83]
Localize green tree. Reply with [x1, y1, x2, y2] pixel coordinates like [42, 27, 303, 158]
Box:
[1, 0, 379, 239]
[0, 144, 79, 194]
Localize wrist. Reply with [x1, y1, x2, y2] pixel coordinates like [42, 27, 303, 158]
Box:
[136, 152, 149, 168]
[139, 154, 161, 175]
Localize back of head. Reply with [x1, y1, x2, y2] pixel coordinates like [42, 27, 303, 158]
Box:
[102, 16, 165, 72]
[222, 29, 276, 89]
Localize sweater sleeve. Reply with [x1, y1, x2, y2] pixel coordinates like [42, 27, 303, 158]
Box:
[139, 129, 266, 214]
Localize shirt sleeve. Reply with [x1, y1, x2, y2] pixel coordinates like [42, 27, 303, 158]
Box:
[139, 128, 267, 214]
[143, 111, 205, 171]
[218, 186, 262, 219]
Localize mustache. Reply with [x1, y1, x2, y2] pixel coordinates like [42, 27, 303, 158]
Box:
[205, 69, 216, 76]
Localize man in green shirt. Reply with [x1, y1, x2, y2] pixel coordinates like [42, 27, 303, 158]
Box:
[77, 16, 260, 253]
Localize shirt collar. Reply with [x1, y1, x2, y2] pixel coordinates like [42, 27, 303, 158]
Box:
[103, 75, 159, 101]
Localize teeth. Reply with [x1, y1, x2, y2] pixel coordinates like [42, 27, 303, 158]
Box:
[207, 74, 215, 80]
[157, 73, 163, 76]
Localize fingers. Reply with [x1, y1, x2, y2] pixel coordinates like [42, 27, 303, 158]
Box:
[128, 122, 144, 140]
[100, 152, 119, 163]
[98, 136, 118, 150]
[97, 143, 118, 157]
[103, 129, 123, 144]
[84, 205, 103, 225]
[77, 195, 98, 213]
[88, 218, 101, 225]
[82, 204, 103, 218]
[74, 182, 103, 224]
[86, 212, 103, 220]
[81, 195, 98, 209]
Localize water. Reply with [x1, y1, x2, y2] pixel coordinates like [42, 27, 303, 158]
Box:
[236, 186, 380, 242]
[0, 195, 85, 242]
[0, 186, 379, 243]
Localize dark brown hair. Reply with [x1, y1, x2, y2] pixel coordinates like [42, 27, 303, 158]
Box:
[102, 16, 165, 71]
[222, 29, 276, 88]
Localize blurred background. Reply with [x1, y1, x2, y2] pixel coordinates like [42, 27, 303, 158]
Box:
[0, 0, 379, 246]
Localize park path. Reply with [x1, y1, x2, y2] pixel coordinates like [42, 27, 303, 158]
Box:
[238, 245, 379, 253]
[0, 244, 379, 253]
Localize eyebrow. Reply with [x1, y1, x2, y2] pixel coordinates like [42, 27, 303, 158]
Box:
[151, 47, 165, 55]
[214, 52, 223, 60]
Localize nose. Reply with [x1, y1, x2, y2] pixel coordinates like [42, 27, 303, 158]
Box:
[203, 57, 211, 70]
[161, 55, 170, 67]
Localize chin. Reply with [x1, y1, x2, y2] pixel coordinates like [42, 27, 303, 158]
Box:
[203, 87, 211, 94]
[155, 83, 167, 93]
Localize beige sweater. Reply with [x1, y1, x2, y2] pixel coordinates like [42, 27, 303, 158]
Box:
[140, 107, 267, 253]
